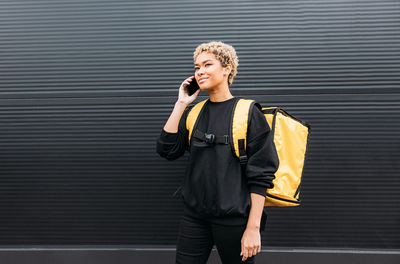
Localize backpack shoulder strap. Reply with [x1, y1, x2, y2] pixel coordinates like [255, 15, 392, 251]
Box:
[232, 99, 256, 160]
[186, 98, 208, 146]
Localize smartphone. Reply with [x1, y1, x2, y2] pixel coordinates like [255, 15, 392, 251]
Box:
[186, 77, 200, 96]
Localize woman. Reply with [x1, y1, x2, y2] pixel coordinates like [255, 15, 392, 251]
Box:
[156, 41, 279, 263]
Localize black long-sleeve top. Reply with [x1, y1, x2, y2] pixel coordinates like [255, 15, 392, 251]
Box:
[156, 97, 279, 227]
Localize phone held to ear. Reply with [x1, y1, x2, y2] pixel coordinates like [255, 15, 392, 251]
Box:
[186, 77, 200, 96]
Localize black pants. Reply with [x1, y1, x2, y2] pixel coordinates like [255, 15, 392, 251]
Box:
[175, 213, 255, 264]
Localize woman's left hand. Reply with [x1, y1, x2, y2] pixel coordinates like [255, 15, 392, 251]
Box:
[240, 226, 261, 262]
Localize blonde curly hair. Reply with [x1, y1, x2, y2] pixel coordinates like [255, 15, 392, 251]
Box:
[193, 41, 239, 87]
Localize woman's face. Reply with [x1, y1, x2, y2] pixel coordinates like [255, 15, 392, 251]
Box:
[194, 52, 230, 91]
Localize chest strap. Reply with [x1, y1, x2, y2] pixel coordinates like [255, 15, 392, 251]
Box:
[192, 129, 229, 145]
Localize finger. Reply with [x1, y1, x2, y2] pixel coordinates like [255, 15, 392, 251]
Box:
[193, 89, 200, 96]
[243, 249, 248, 260]
[182, 78, 192, 85]
[248, 245, 254, 254]
[255, 245, 260, 254]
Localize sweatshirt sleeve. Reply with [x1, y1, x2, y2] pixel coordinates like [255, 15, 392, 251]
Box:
[245, 104, 279, 196]
[156, 105, 191, 161]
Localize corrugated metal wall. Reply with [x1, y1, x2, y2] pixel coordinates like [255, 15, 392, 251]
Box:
[1, 0, 399, 250]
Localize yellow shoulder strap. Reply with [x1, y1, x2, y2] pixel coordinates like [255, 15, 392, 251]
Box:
[186, 99, 208, 145]
[262, 106, 277, 129]
[232, 99, 254, 158]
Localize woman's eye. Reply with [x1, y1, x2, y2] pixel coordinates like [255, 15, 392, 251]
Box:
[194, 64, 211, 70]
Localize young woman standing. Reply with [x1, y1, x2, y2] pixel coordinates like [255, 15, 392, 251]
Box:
[156, 41, 278, 263]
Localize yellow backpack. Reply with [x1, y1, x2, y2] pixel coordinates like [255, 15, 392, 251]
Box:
[186, 98, 310, 207]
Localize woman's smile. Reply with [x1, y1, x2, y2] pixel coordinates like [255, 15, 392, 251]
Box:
[199, 77, 208, 83]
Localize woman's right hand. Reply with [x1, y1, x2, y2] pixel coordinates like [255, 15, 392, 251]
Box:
[177, 75, 200, 105]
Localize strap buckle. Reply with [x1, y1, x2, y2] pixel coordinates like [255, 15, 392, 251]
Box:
[204, 133, 216, 144]
[223, 135, 229, 144]
[239, 155, 248, 165]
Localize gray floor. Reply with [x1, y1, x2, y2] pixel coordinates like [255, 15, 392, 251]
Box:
[0, 246, 399, 264]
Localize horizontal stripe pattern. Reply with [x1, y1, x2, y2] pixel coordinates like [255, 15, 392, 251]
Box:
[0, 0, 399, 249]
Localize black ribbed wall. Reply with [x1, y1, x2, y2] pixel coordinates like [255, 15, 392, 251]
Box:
[0, 0, 399, 251]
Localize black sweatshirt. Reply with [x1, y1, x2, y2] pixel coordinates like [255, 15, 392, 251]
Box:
[156, 97, 279, 227]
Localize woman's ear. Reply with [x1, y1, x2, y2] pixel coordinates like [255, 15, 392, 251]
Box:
[224, 64, 232, 75]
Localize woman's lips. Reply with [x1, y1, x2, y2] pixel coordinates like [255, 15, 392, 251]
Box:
[199, 78, 208, 83]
